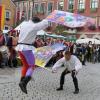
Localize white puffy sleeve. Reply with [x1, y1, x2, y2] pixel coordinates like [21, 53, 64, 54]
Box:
[74, 56, 82, 71]
[52, 57, 65, 71]
[34, 19, 49, 31]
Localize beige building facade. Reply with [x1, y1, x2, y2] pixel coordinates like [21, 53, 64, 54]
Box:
[0, 0, 16, 30]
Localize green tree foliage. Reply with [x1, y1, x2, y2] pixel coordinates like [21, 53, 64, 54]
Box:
[54, 25, 67, 34]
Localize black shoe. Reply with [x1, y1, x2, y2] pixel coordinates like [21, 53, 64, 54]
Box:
[73, 89, 79, 94]
[20, 77, 25, 82]
[9, 66, 13, 68]
[56, 87, 63, 91]
[83, 64, 86, 66]
[19, 82, 27, 94]
[19, 76, 31, 94]
[0, 66, 4, 68]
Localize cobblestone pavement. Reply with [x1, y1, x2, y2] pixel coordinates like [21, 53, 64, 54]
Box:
[0, 63, 100, 100]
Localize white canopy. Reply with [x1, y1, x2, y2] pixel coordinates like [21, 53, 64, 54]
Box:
[37, 30, 47, 35]
[46, 34, 66, 39]
[76, 38, 100, 44]
[37, 31, 66, 39]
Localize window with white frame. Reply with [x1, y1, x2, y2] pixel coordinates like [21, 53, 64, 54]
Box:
[58, 0, 64, 10]
[90, 0, 98, 9]
[34, 3, 39, 14]
[40, 3, 46, 14]
[48, 2, 53, 14]
[23, 2, 26, 12]
[78, 0, 85, 10]
[5, 10, 11, 20]
[68, 0, 74, 10]
[68, 0, 74, 12]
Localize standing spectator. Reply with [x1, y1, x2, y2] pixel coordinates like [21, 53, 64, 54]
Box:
[73, 43, 77, 55]
[81, 44, 87, 65]
[86, 44, 92, 62]
[8, 47, 17, 68]
[92, 45, 97, 63]
[97, 45, 100, 62]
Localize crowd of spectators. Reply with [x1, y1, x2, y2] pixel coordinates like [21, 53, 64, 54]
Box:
[0, 30, 18, 68]
[33, 37, 100, 67]
[72, 42, 100, 65]
[33, 36, 72, 48]
[0, 30, 100, 68]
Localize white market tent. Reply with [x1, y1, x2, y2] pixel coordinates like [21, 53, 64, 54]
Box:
[46, 34, 67, 39]
[37, 30, 48, 35]
[37, 31, 67, 39]
[76, 38, 100, 44]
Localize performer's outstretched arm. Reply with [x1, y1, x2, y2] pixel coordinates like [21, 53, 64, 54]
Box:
[74, 56, 82, 72]
[52, 57, 65, 72]
[34, 19, 49, 31]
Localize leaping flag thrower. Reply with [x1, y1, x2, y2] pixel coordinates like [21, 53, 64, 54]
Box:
[15, 17, 49, 94]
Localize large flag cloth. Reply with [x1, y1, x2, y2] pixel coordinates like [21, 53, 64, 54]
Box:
[46, 10, 95, 28]
[34, 43, 66, 68]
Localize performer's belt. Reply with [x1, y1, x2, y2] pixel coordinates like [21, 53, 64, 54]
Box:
[17, 42, 33, 46]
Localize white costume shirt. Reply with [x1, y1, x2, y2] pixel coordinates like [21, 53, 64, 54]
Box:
[16, 20, 48, 51]
[52, 55, 82, 72]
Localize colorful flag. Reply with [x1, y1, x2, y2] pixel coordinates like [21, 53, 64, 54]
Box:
[34, 43, 66, 68]
[46, 10, 95, 28]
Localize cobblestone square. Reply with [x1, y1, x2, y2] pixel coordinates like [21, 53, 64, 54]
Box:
[0, 63, 100, 100]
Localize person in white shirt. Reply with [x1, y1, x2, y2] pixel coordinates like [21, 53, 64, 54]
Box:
[52, 48, 82, 94]
[16, 17, 48, 94]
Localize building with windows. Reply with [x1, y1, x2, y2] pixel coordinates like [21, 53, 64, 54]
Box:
[0, 0, 16, 30]
[14, 0, 100, 40]
[63, 0, 100, 39]
[14, 0, 57, 22]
